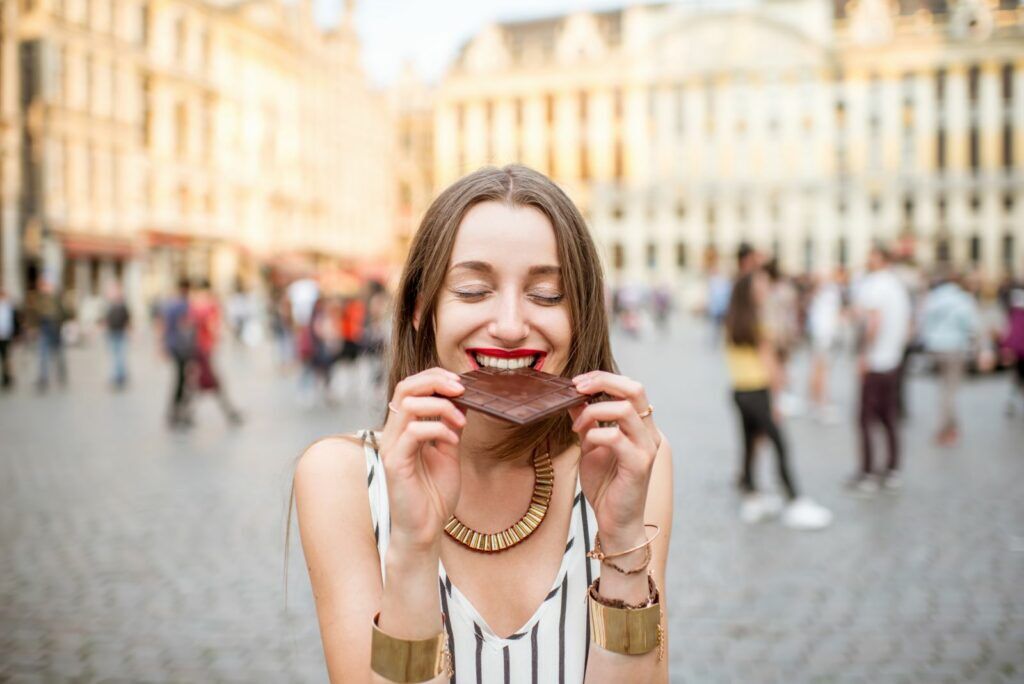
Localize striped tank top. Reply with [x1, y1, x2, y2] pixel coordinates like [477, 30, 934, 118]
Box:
[360, 430, 601, 683]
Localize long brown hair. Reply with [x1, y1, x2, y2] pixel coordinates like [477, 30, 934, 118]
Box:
[387, 164, 616, 460]
[724, 271, 761, 347]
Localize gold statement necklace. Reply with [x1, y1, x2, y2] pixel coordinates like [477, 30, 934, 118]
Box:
[444, 450, 554, 553]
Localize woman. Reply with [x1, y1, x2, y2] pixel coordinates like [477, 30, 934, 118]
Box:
[723, 270, 831, 530]
[294, 166, 673, 683]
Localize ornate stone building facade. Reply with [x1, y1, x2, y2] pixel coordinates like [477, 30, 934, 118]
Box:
[2, 0, 392, 310]
[433, 0, 1024, 286]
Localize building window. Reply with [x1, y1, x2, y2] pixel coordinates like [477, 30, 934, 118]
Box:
[175, 15, 186, 63]
[1004, 122, 1014, 169]
[1004, 193, 1015, 212]
[969, 127, 980, 171]
[175, 101, 187, 158]
[803, 237, 814, 272]
[646, 242, 657, 269]
[969, 235, 981, 264]
[706, 206, 716, 229]
[936, 237, 950, 263]
[613, 140, 623, 181]
[936, 68, 946, 102]
[676, 241, 687, 269]
[903, 196, 914, 226]
[675, 201, 685, 221]
[838, 236, 848, 267]
[1003, 233, 1015, 274]
[936, 128, 946, 170]
[970, 193, 981, 213]
[968, 65, 980, 103]
[611, 204, 624, 221]
[612, 243, 624, 271]
[1002, 64, 1014, 102]
[938, 197, 947, 223]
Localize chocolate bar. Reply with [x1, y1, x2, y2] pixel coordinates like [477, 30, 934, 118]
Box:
[450, 367, 588, 425]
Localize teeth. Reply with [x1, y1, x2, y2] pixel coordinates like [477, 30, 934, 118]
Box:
[474, 354, 537, 370]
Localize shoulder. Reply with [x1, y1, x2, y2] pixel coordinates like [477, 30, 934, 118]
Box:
[296, 433, 368, 486]
[294, 433, 372, 508]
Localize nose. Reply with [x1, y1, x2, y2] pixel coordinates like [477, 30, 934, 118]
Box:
[487, 289, 530, 344]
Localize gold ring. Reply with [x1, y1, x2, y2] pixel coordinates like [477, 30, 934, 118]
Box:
[388, 401, 399, 414]
[637, 404, 654, 419]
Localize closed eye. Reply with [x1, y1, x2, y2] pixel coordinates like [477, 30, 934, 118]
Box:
[529, 293, 564, 305]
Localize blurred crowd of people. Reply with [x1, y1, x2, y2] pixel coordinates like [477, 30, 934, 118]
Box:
[707, 239, 1024, 532]
[0, 270, 393, 431]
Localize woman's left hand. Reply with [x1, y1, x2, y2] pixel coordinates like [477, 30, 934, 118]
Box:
[569, 371, 661, 550]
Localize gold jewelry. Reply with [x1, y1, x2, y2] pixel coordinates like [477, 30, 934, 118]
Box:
[444, 449, 553, 553]
[637, 404, 654, 419]
[599, 542, 651, 575]
[588, 574, 664, 659]
[586, 524, 661, 562]
[370, 613, 451, 683]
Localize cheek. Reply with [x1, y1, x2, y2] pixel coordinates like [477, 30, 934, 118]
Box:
[536, 307, 573, 349]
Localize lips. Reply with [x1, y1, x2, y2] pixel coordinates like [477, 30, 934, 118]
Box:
[466, 348, 548, 371]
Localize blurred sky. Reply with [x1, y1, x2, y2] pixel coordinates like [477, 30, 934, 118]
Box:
[313, 0, 647, 86]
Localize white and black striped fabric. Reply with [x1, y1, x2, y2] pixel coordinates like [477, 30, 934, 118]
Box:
[360, 429, 601, 683]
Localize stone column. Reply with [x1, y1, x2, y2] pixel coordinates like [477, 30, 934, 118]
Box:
[0, 205, 20, 302]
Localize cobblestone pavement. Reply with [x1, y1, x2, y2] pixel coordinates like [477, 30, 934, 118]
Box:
[2, 319, 1022, 683]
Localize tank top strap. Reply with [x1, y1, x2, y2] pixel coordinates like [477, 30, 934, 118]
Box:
[360, 429, 391, 581]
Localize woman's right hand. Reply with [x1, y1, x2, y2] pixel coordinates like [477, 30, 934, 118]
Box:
[378, 367, 466, 556]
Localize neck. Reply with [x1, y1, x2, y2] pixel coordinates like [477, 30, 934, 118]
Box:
[457, 413, 536, 481]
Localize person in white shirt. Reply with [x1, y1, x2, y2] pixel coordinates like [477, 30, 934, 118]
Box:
[851, 245, 912, 493]
[806, 271, 843, 423]
[0, 288, 17, 389]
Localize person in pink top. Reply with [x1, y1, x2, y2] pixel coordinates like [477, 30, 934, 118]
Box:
[999, 276, 1024, 416]
[188, 280, 243, 425]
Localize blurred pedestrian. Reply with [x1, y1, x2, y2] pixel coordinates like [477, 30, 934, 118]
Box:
[188, 281, 243, 425]
[160, 279, 195, 428]
[28, 276, 67, 392]
[103, 284, 131, 390]
[706, 262, 732, 346]
[764, 259, 803, 417]
[0, 288, 18, 390]
[919, 269, 980, 445]
[850, 245, 911, 493]
[999, 275, 1024, 416]
[269, 287, 294, 369]
[724, 270, 833, 530]
[651, 284, 672, 335]
[806, 271, 843, 424]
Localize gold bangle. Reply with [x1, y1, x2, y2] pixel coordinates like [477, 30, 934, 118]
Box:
[587, 575, 664, 660]
[586, 524, 661, 562]
[370, 613, 450, 683]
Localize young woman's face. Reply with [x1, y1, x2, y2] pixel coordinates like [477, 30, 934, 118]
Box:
[432, 201, 572, 376]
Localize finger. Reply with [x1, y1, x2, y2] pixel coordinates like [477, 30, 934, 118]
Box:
[571, 400, 647, 444]
[396, 396, 467, 432]
[391, 421, 460, 464]
[572, 371, 647, 408]
[581, 426, 627, 452]
[392, 368, 464, 402]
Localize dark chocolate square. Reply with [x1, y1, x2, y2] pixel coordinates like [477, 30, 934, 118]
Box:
[447, 367, 589, 425]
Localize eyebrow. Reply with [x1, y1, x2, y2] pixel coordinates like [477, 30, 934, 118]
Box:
[450, 261, 561, 277]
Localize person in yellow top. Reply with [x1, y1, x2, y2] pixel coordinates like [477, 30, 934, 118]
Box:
[724, 270, 832, 530]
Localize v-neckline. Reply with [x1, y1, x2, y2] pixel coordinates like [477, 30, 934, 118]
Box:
[438, 478, 583, 647]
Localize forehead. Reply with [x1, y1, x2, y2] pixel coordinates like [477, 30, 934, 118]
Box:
[451, 201, 558, 267]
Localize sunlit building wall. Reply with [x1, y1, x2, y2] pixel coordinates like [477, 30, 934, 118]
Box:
[0, 0, 22, 300]
[8, 0, 392, 311]
[434, 0, 1023, 287]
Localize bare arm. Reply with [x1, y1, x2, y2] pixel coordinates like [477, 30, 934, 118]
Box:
[296, 436, 449, 684]
[584, 433, 674, 683]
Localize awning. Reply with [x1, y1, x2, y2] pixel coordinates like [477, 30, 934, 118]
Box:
[59, 232, 136, 258]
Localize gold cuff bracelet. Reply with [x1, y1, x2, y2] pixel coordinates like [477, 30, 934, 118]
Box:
[370, 613, 450, 683]
[588, 576, 664, 659]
